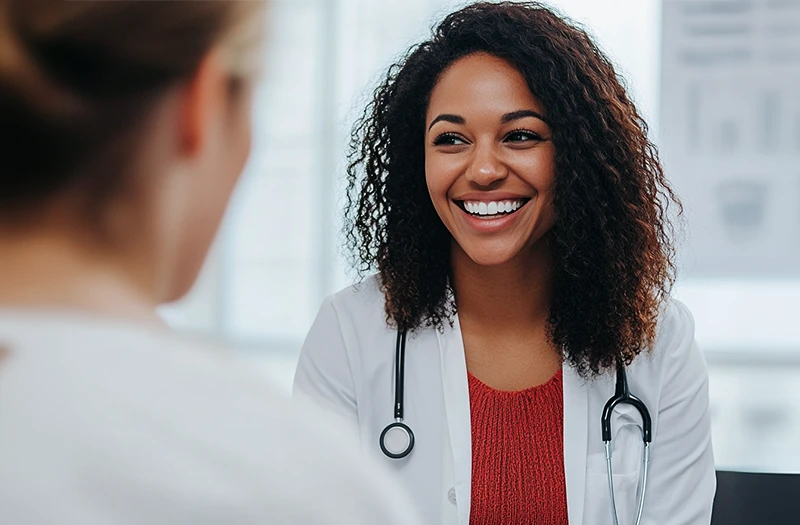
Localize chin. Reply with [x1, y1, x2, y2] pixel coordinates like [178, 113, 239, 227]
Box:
[462, 246, 521, 267]
[160, 258, 205, 305]
[161, 279, 195, 305]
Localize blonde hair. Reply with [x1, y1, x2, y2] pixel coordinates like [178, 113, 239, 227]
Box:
[0, 0, 266, 215]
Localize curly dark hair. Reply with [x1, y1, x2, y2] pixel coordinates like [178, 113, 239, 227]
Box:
[344, 1, 681, 376]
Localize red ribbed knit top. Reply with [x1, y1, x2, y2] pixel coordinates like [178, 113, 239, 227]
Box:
[468, 369, 568, 525]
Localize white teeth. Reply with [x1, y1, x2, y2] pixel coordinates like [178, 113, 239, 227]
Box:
[461, 199, 525, 217]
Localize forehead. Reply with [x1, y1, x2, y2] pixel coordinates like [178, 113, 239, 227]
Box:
[426, 52, 546, 121]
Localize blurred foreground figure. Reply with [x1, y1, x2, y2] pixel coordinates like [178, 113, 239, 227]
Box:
[0, 1, 420, 524]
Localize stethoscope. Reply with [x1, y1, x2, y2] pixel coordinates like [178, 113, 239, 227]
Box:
[380, 329, 653, 525]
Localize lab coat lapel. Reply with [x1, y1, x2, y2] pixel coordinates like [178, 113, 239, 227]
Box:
[437, 312, 589, 525]
[438, 313, 472, 525]
[563, 363, 588, 525]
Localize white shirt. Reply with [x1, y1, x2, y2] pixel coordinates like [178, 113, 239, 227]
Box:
[0, 311, 421, 525]
[294, 276, 717, 525]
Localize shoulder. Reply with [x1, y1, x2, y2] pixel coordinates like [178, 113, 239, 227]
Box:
[650, 298, 698, 365]
[328, 274, 386, 313]
[0, 314, 416, 523]
[305, 274, 398, 357]
[0, 313, 310, 453]
[655, 298, 696, 348]
[626, 297, 705, 388]
[317, 274, 390, 332]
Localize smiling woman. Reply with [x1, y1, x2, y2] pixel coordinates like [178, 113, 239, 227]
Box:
[340, 2, 681, 376]
[294, 2, 715, 525]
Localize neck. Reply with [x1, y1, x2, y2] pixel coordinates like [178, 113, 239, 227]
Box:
[0, 227, 163, 325]
[451, 236, 554, 331]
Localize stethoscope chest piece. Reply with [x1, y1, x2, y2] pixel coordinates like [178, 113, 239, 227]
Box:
[381, 329, 654, 525]
[379, 420, 415, 459]
[380, 329, 416, 460]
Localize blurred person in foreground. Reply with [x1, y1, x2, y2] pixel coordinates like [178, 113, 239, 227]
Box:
[0, 1, 420, 524]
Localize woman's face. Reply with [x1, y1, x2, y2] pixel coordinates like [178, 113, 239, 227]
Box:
[425, 52, 556, 267]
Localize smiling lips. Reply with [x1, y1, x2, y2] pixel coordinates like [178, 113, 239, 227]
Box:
[456, 198, 529, 218]
[453, 197, 531, 234]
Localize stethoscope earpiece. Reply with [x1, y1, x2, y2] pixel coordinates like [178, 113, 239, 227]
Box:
[602, 362, 653, 525]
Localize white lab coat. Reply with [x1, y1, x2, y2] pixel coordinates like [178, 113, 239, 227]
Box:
[294, 276, 716, 525]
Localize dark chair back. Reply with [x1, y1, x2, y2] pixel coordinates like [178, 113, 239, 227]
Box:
[712, 470, 800, 524]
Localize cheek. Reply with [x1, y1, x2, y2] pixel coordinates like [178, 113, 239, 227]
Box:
[539, 192, 558, 229]
[170, 105, 253, 300]
[217, 92, 254, 205]
[236, 102, 254, 168]
[513, 147, 556, 191]
[536, 170, 559, 234]
[229, 93, 254, 175]
[512, 148, 557, 227]
[168, 184, 228, 300]
[424, 153, 460, 204]
[424, 162, 456, 229]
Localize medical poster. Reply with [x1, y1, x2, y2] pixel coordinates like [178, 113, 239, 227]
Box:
[659, 0, 800, 277]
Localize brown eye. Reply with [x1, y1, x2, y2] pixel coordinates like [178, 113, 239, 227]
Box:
[504, 130, 544, 143]
[433, 133, 467, 146]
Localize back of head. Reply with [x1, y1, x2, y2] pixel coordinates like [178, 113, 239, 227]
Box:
[0, 0, 267, 305]
[0, 0, 262, 217]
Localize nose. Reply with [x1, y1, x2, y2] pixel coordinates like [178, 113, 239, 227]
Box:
[465, 142, 508, 186]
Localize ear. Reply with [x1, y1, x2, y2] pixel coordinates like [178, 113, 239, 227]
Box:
[177, 51, 229, 156]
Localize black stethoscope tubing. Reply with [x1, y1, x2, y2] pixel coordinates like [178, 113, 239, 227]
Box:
[380, 329, 654, 524]
[378, 330, 415, 459]
[381, 330, 653, 453]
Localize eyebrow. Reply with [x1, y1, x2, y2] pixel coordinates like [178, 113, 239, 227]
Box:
[428, 114, 465, 130]
[501, 109, 549, 125]
[427, 109, 549, 131]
